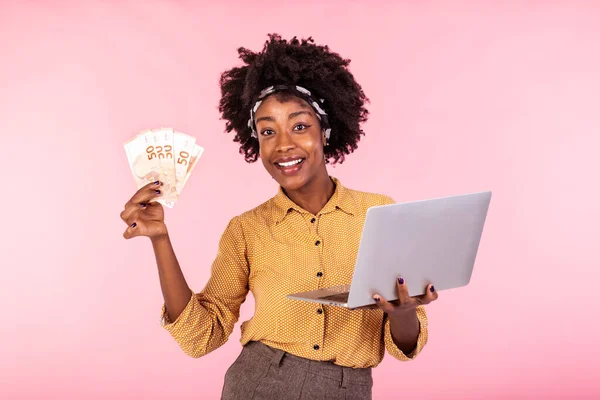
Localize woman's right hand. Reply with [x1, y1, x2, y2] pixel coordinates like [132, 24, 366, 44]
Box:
[121, 180, 168, 240]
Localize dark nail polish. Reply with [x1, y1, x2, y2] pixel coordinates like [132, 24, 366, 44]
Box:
[154, 181, 160, 185]
[131, 222, 137, 228]
[398, 277, 404, 285]
[430, 286, 435, 293]
[374, 297, 380, 302]
[155, 190, 161, 194]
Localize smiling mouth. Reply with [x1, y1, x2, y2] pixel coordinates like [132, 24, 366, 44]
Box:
[274, 158, 306, 174]
[276, 158, 305, 168]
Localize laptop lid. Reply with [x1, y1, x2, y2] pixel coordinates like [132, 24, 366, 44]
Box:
[346, 191, 492, 309]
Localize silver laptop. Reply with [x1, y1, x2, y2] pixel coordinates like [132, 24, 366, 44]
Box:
[286, 191, 492, 309]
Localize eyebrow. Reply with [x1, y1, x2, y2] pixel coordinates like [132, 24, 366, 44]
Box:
[255, 110, 313, 124]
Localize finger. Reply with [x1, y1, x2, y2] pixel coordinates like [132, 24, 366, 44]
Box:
[120, 199, 164, 224]
[396, 276, 410, 305]
[425, 284, 439, 303]
[372, 294, 396, 314]
[123, 219, 146, 239]
[413, 284, 439, 305]
[121, 183, 162, 221]
[121, 209, 140, 228]
[142, 201, 164, 221]
[120, 204, 143, 224]
[124, 181, 163, 208]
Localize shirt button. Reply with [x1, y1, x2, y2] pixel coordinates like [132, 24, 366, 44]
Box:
[310, 218, 316, 223]
[315, 240, 321, 246]
[317, 308, 323, 314]
[313, 344, 320, 350]
[316, 272, 323, 277]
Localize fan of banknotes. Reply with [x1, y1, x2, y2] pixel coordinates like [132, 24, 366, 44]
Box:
[124, 127, 204, 208]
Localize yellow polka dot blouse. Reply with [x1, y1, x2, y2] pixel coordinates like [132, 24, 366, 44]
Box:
[161, 177, 428, 368]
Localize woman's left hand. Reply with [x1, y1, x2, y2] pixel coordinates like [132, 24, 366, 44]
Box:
[372, 277, 438, 316]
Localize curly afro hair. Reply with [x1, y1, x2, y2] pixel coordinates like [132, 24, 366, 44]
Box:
[218, 33, 370, 164]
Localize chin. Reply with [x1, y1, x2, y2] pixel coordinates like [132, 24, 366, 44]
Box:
[272, 171, 310, 191]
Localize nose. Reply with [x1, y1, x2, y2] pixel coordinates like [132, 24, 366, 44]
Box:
[275, 131, 295, 152]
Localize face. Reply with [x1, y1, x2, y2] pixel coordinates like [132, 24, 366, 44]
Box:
[254, 94, 327, 191]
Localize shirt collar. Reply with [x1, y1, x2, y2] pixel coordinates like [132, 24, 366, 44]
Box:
[271, 176, 356, 224]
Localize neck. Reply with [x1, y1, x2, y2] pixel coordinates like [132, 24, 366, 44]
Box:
[283, 172, 336, 215]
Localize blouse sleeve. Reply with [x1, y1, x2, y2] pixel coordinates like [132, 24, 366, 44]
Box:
[160, 216, 250, 358]
[383, 306, 429, 361]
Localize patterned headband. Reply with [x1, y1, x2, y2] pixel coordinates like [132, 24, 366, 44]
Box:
[247, 84, 331, 141]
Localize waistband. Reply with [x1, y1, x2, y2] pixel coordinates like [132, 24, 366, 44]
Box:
[243, 341, 373, 387]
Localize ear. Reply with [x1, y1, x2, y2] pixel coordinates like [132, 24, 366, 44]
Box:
[322, 129, 328, 146]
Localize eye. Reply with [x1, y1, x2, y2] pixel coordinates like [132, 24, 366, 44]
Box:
[260, 129, 275, 136]
[294, 124, 310, 131]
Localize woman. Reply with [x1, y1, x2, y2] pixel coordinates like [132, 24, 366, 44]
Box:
[121, 34, 438, 399]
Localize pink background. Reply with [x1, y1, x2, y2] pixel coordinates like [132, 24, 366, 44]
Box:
[1, 1, 599, 399]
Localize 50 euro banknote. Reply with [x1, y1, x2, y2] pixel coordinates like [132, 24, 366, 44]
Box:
[124, 128, 204, 208]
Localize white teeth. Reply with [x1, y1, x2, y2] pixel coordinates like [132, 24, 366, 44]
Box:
[277, 159, 303, 167]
